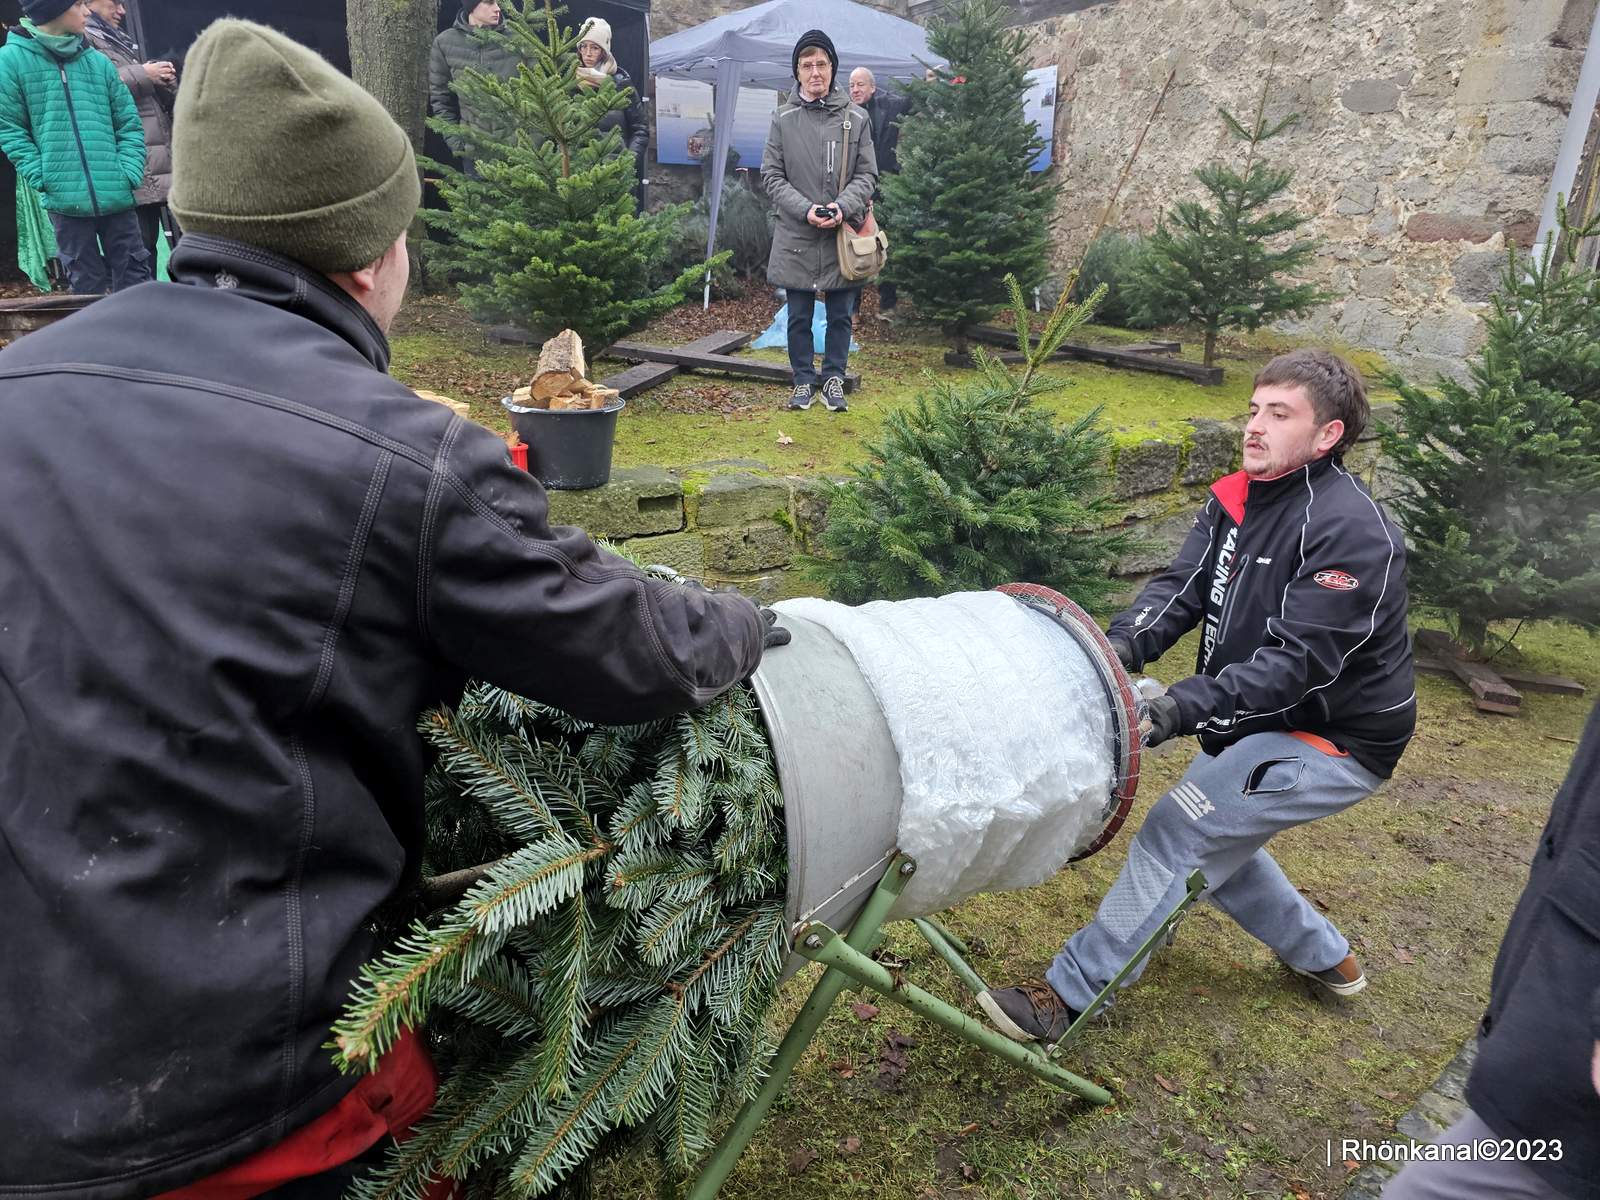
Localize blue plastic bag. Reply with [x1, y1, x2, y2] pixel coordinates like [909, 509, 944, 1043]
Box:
[752, 301, 860, 354]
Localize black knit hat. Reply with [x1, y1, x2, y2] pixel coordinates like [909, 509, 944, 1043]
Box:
[791, 29, 838, 84]
[22, 0, 78, 23]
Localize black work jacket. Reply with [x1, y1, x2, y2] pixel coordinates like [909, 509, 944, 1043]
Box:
[594, 66, 648, 163]
[1467, 700, 1600, 1199]
[0, 235, 763, 1200]
[1108, 455, 1415, 776]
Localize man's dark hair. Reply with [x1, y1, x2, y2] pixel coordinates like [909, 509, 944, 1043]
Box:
[1253, 349, 1369, 455]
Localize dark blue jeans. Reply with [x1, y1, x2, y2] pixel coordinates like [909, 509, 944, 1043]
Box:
[786, 287, 858, 388]
[49, 208, 152, 295]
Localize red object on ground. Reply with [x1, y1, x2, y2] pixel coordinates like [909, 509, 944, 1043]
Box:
[155, 1028, 438, 1200]
[510, 440, 529, 472]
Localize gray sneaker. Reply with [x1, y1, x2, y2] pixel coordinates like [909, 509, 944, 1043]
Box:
[978, 979, 1079, 1043]
[820, 376, 848, 412]
[1288, 953, 1367, 997]
[788, 382, 815, 410]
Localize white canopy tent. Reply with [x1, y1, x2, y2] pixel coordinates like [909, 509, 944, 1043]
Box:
[649, 0, 943, 305]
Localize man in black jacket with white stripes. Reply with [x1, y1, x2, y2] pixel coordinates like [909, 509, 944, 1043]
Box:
[981, 349, 1416, 1043]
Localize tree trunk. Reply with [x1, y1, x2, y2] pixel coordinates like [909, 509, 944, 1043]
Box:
[1202, 325, 1218, 368]
[347, 0, 436, 274]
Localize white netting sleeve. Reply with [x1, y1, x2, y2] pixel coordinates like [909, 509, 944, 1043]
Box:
[775, 591, 1115, 917]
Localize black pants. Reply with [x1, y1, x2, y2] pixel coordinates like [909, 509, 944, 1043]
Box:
[878, 280, 897, 310]
[135, 203, 176, 262]
[786, 287, 858, 388]
[49, 209, 152, 294]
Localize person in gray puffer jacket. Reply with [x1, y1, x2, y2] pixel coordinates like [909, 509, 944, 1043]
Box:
[761, 28, 876, 414]
[429, 1, 522, 175]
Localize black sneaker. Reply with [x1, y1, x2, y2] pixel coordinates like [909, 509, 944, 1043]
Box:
[978, 979, 1079, 1043]
[820, 376, 848, 412]
[788, 382, 815, 410]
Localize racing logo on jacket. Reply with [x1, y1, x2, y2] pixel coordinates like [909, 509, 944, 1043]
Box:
[1314, 570, 1360, 591]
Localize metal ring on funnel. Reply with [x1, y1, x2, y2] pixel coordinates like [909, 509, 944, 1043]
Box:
[995, 583, 1142, 861]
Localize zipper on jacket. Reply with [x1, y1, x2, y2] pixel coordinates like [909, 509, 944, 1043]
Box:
[1213, 558, 1251, 652]
[57, 61, 102, 216]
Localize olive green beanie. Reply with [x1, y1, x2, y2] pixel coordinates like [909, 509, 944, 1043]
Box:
[170, 19, 420, 273]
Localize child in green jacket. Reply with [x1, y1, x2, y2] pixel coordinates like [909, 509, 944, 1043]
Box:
[0, 0, 149, 293]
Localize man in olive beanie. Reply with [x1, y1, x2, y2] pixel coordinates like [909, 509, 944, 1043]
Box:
[0, 18, 773, 1200]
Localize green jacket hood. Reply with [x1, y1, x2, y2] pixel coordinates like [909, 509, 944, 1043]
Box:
[8, 24, 91, 60]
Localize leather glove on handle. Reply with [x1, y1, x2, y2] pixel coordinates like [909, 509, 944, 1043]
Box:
[1142, 694, 1182, 748]
[760, 607, 792, 649]
[1106, 635, 1137, 672]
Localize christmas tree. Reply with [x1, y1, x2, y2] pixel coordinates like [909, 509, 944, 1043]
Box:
[334, 680, 788, 1198]
[1127, 67, 1325, 367]
[879, 0, 1057, 352]
[808, 275, 1134, 607]
[1380, 197, 1600, 652]
[424, 2, 719, 347]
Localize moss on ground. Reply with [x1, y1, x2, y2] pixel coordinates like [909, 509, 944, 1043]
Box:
[593, 619, 1596, 1200]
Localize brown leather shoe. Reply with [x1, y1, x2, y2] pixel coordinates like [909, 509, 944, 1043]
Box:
[978, 978, 1079, 1043]
[1290, 953, 1367, 997]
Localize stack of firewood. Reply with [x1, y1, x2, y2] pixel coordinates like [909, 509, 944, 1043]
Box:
[511, 329, 621, 411]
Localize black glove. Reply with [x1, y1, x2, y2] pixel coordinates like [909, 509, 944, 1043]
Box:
[760, 607, 791, 649]
[1106, 635, 1137, 672]
[1142, 694, 1183, 748]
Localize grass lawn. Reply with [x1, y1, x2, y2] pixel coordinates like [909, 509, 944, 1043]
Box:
[388, 291, 1394, 478]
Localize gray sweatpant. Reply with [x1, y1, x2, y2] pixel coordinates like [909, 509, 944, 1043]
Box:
[1046, 730, 1382, 1012]
[1381, 1111, 1570, 1199]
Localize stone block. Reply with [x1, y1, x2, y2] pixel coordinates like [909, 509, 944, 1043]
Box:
[1394, 176, 1439, 205]
[1455, 47, 1583, 107]
[544, 467, 683, 538]
[1405, 312, 1484, 360]
[1484, 120, 1565, 176]
[1452, 248, 1506, 303]
[688, 473, 791, 529]
[1335, 180, 1379, 215]
[1114, 439, 1183, 500]
[1370, 212, 1399, 237]
[704, 521, 796, 573]
[1357, 265, 1398, 296]
[1405, 212, 1500, 243]
[1114, 511, 1197, 578]
[1183, 419, 1238, 485]
[787, 476, 834, 544]
[1341, 79, 1402, 114]
[625, 529, 707, 579]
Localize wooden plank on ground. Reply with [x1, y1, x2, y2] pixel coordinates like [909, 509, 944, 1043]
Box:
[1414, 629, 1522, 714]
[608, 340, 860, 392]
[967, 326, 1179, 355]
[960, 325, 1221, 385]
[594, 331, 754, 400]
[1414, 646, 1585, 696]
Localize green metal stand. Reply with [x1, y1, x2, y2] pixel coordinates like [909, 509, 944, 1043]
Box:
[685, 854, 1208, 1198]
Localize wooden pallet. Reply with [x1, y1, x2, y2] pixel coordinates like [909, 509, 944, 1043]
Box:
[609, 339, 860, 393]
[962, 325, 1224, 386]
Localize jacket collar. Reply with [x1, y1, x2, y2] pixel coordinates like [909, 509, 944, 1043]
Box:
[168, 233, 392, 373]
[1210, 453, 1341, 525]
[796, 85, 849, 113]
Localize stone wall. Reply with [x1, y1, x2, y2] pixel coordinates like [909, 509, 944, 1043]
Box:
[1005, 0, 1598, 381]
[548, 416, 1388, 597]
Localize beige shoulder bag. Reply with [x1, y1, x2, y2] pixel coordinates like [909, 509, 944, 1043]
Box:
[835, 114, 889, 282]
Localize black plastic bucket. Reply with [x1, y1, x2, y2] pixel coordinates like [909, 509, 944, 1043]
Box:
[502, 396, 626, 490]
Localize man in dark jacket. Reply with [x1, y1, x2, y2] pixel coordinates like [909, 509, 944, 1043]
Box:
[848, 66, 905, 319]
[0, 19, 775, 1200]
[428, 0, 521, 175]
[981, 350, 1416, 1043]
[762, 28, 877, 414]
[1383, 703, 1600, 1200]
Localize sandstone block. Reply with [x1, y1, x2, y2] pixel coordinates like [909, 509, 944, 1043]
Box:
[1183, 419, 1238, 485]
[1114, 439, 1182, 500]
[704, 521, 795, 573]
[1114, 511, 1198, 578]
[1405, 213, 1500, 243]
[787, 476, 833, 544]
[688, 473, 790, 528]
[544, 467, 683, 538]
[626, 529, 707, 579]
[1357, 265, 1398, 296]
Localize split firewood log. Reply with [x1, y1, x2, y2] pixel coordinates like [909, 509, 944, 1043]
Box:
[531, 329, 587, 400]
[412, 388, 472, 420]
